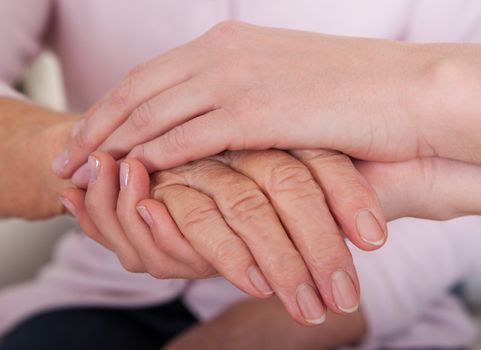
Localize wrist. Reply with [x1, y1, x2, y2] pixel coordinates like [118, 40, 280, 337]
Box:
[0, 98, 79, 219]
[408, 43, 481, 164]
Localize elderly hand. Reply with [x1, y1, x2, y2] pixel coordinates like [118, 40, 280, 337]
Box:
[52, 21, 474, 177]
[0, 98, 76, 219]
[61, 149, 389, 326]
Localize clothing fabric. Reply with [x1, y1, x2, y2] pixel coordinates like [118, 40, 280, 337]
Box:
[0, 299, 197, 350]
[1, 1, 481, 349]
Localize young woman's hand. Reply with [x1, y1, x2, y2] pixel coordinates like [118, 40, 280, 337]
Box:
[53, 21, 463, 177]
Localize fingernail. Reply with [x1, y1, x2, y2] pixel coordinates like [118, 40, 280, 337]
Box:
[70, 119, 85, 139]
[71, 162, 89, 187]
[331, 270, 359, 313]
[247, 266, 274, 296]
[120, 162, 130, 190]
[296, 283, 326, 325]
[88, 156, 100, 183]
[60, 196, 76, 217]
[356, 209, 386, 246]
[52, 151, 70, 175]
[137, 205, 154, 227]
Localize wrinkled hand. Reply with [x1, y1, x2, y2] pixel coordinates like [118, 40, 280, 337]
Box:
[53, 21, 436, 178]
[61, 149, 388, 326]
[0, 98, 76, 219]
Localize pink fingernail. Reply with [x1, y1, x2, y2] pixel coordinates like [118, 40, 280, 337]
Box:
[247, 266, 274, 296]
[120, 162, 130, 190]
[88, 156, 100, 183]
[52, 151, 70, 175]
[71, 162, 89, 187]
[331, 270, 359, 313]
[356, 209, 386, 246]
[60, 196, 76, 217]
[137, 205, 153, 227]
[296, 283, 326, 325]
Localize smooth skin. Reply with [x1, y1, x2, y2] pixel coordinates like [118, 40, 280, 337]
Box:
[56, 21, 481, 176]
[61, 149, 481, 326]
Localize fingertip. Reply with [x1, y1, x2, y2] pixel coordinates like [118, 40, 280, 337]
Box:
[51, 150, 72, 178]
[89, 150, 116, 165]
[119, 158, 150, 195]
[59, 193, 77, 217]
[355, 209, 387, 249]
[330, 270, 360, 315]
[136, 204, 154, 228]
[71, 162, 89, 188]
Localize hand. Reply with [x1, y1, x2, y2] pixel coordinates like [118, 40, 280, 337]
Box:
[0, 98, 76, 219]
[61, 149, 388, 326]
[54, 21, 449, 177]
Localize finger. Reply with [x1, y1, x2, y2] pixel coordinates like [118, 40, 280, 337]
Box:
[219, 150, 359, 314]
[137, 198, 216, 277]
[84, 151, 144, 273]
[53, 47, 196, 178]
[116, 159, 207, 278]
[292, 150, 387, 249]
[127, 109, 245, 172]
[71, 162, 89, 188]
[355, 157, 481, 221]
[154, 161, 326, 325]
[152, 184, 280, 302]
[98, 76, 220, 159]
[60, 187, 112, 250]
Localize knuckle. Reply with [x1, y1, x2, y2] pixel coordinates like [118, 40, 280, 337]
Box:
[297, 149, 344, 164]
[305, 239, 353, 274]
[119, 255, 144, 273]
[164, 125, 188, 152]
[110, 75, 134, 110]
[207, 21, 243, 42]
[74, 123, 93, 149]
[328, 175, 377, 210]
[147, 265, 169, 279]
[224, 188, 270, 222]
[130, 144, 145, 161]
[212, 237, 247, 268]
[130, 144, 155, 172]
[84, 197, 104, 219]
[264, 249, 306, 286]
[182, 202, 221, 233]
[126, 62, 147, 79]
[129, 103, 154, 132]
[111, 65, 144, 110]
[192, 262, 216, 278]
[150, 171, 186, 194]
[267, 163, 315, 193]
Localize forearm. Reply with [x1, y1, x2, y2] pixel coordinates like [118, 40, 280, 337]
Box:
[164, 297, 366, 350]
[0, 97, 77, 219]
[412, 42, 481, 165]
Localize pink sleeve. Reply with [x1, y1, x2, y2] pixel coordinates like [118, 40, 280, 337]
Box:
[402, 0, 481, 43]
[0, 0, 53, 98]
